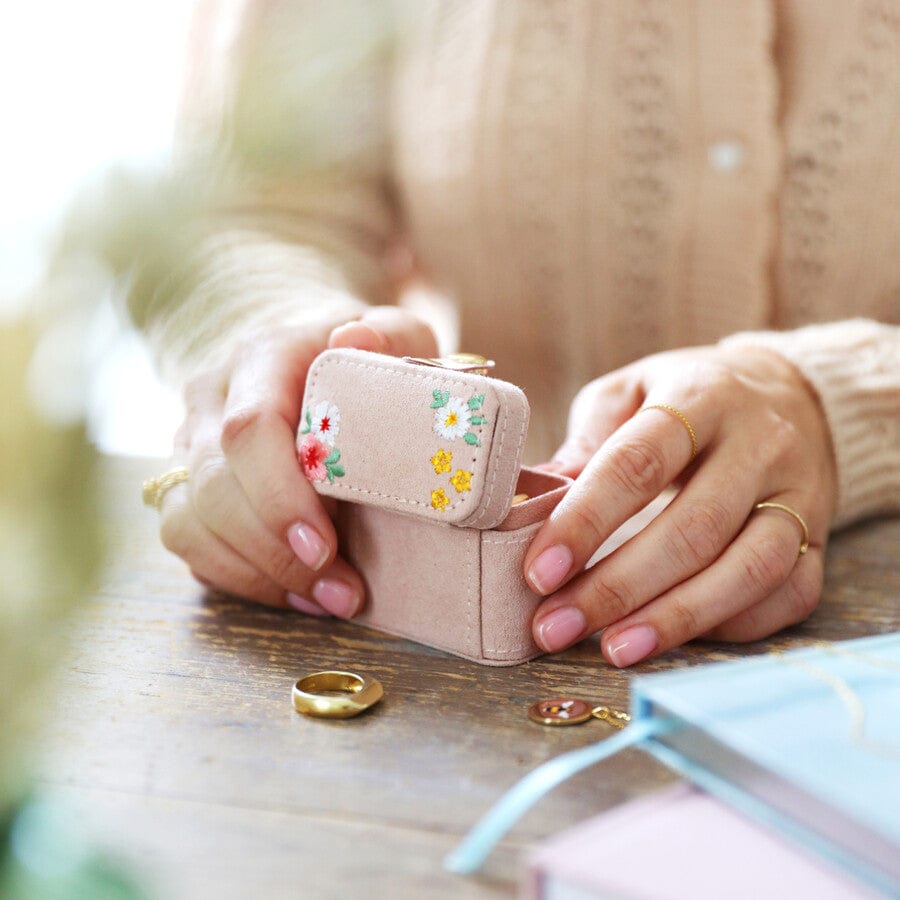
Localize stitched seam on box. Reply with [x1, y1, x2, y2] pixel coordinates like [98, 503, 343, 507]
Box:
[361, 608, 536, 664]
[483, 647, 540, 659]
[466, 390, 509, 527]
[459, 528, 476, 654]
[481, 534, 538, 546]
[484, 637, 538, 656]
[480, 525, 541, 657]
[482, 520, 543, 546]
[465, 390, 526, 529]
[306, 355, 491, 512]
[471, 522, 480, 655]
[484, 634, 538, 656]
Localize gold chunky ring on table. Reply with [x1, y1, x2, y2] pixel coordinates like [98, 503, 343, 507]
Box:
[639, 404, 698, 461]
[142, 467, 190, 509]
[292, 671, 384, 719]
[753, 502, 810, 556]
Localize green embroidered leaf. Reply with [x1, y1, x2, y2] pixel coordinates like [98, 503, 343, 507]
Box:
[300, 408, 312, 434]
[464, 431, 481, 447]
[430, 389, 449, 408]
[468, 393, 485, 411]
[324, 448, 341, 465]
[469, 415, 487, 426]
[329, 464, 345, 479]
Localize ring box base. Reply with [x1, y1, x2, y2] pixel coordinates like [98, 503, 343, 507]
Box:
[337, 468, 571, 665]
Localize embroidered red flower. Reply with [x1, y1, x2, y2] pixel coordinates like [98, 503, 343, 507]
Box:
[298, 403, 346, 483]
[299, 434, 328, 482]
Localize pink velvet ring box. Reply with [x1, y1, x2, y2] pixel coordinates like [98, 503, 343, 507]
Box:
[297, 348, 571, 665]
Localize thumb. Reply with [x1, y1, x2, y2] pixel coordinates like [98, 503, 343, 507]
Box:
[328, 306, 439, 359]
[547, 373, 643, 478]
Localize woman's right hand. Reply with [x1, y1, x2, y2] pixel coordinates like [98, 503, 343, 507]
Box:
[158, 306, 439, 617]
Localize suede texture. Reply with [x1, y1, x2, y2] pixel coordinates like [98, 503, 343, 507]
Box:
[300, 349, 529, 529]
[299, 349, 570, 664]
[337, 468, 571, 665]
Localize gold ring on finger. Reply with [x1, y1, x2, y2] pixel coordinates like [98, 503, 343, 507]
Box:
[753, 501, 810, 556]
[142, 467, 190, 510]
[639, 404, 698, 461]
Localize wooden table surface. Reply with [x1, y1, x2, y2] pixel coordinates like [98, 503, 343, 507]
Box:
[36, 456, 900, 899]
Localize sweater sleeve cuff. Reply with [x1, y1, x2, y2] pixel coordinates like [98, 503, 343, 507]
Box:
[134, 229, 373, 382]
[720, 319, 900, 529]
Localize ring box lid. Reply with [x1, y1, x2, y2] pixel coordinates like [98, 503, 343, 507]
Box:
[298, 349, 530, 529]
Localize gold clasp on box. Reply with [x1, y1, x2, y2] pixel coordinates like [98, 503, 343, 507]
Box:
[403, 353, 495, 376]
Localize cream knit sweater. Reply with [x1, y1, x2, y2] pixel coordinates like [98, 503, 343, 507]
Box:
[133, 0, 899, 528]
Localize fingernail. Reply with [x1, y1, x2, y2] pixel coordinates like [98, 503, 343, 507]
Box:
[607, 625, 658, 667]
[286, 593, 331, 617]
[535, 606, 587, 652]
[528, 544, 574, 594]
[287, 522, 330, 571]
[329, 321, 385, 353]
[312, 578, 360, 619]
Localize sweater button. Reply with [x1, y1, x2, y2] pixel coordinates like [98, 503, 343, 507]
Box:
[708, 140, 745, 172]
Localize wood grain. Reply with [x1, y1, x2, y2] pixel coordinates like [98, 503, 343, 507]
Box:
[35, 456, 900, 899]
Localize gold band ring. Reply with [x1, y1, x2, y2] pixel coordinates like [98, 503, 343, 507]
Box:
[142, 466, 189, 509]
[640, 404, 698, 461]
[292, 671, 384, 719]
[753, 501, 810, 555]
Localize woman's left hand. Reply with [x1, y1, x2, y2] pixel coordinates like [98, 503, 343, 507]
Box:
[524, 344, 838, 666]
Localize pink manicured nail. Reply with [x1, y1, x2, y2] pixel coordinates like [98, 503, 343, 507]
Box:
[607, 625, 658, 667]
[528, 544, 575, 594]
[287, 522, 330, 571]
[286, 593, 330, 617]
[312, 578, 360, 619]
[535, 606, 587, 652]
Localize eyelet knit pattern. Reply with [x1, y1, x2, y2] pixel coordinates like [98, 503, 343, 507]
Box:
[134, 0, 900, 528]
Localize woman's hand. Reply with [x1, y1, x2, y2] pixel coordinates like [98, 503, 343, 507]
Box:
[524, 345, 838, 665]
[158, 306, 438, 616]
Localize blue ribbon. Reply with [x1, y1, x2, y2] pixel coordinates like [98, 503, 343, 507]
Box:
[444, 717, 678, 874]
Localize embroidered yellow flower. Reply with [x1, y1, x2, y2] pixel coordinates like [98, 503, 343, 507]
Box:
[431, 488, 450, 511]
[431, 449, 453, 474]
[450, 469, 473, 493]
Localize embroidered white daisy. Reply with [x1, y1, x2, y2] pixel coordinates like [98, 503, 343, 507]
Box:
[433, 396, 470, 440]
[311, 400, 340, 447]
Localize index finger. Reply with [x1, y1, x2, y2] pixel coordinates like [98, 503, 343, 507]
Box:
[524, 400, 716, 596]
